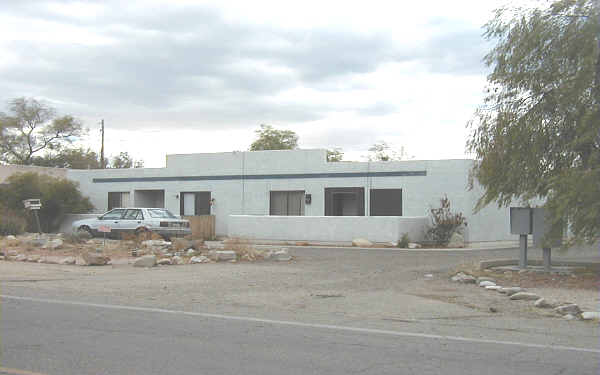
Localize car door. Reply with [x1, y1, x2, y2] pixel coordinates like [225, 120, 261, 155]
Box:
[98, 209, 126, 235]
[120, 209, 144, 233]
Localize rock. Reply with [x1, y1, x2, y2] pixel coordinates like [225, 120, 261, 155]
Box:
[485, 285, 502, 291]
[211, 250, 236, 261]
[82, 252, 110, 266]
[451, 273, 477, 284]
[477, 277, 496, 283]
[186, 248, 197, 256]
[172, 238, 192, 251]
[408, 243, 421, 249]
[39, 256, 58, 264]
[510, 292, 540, 301]
[190, 255, 210, 264]
[15, 254, 27, 261]
[7, 249, 18, 256]
[157, 258, 172, 265]
[479, 281, 496, 287]
[352, 238, 373, 247]
[447, 232, 465, 248]
[534, 298, 553, 308]
[44, 238, 63, 250]
[273, 249, 291, 261]
[498, 287, 523, 296]
[133, 255, 157, 268]
[26, 255, 41, 262]
[563, 314, 576, 320]
[60, 256, 76, 265]
[581, 312, 600, 320]
[171, 255, 183, 265]
[27, 238, 47, 248]
[555, 304, 581, 316]
[6, 235, 16, 240]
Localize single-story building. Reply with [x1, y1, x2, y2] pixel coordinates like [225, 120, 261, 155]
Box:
[58, 149, 512, 244]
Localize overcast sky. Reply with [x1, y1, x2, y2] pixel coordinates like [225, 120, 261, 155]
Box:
[0, 0, 501, 167]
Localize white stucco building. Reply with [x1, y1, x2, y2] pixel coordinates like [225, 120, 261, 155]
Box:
[63, 149, 512, 244]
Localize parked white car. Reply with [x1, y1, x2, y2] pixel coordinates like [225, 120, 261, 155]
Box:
[72, 208, 191, 239]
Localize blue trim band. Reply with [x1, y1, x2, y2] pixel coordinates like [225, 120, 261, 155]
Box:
[92, 171, 427, 183]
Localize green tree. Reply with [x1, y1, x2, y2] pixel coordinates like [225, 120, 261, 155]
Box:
[0, 172, 93, 232]
[467, 0, 599, 243]
[326, 148, 344, 162]
[0, 97, 85, 165]
[109, 151, 144, 168]
[249, 124, 299, 151]
[32, 147, 102, 169]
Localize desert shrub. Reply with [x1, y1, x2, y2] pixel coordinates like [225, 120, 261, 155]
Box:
[0, 207, 27, 235]
[398, 233, 410, 248]
[0, 172, 93, 233]
[426, 195, 466, 246]
[64, 230, 92, 244]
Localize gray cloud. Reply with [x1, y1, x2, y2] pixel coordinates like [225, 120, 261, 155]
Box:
[0, 0, 489, 132]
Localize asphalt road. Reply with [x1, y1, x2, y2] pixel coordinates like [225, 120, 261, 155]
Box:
[1, 295, 598, 375]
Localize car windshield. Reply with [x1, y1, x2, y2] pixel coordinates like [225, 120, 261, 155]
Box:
[147, 209, 177, 219]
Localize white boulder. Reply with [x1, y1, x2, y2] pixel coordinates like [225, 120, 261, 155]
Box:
[352, 238, 373, 247]
[133, 255, 157, 268]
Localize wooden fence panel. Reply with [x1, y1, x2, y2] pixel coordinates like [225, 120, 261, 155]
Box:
[184, 215, 216, 240]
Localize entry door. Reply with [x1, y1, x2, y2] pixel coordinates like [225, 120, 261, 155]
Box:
[324, 187, 365, 216]
[183, 193, 195, 216]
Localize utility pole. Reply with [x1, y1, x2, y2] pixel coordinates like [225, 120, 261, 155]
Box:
[100, 119, 105, 169]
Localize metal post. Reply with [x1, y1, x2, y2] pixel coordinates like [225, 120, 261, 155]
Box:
[519, 234, 528, 269]
[33, 210, 42, 234]
[543, 247, 551, 272]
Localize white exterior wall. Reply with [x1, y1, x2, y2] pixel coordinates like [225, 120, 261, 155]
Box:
[65, 149, 514, 242]
[229, 215, 429, 243]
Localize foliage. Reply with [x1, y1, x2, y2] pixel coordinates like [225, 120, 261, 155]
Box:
[0, 97, 85, 165]
[249, 124, 299, 151]
[365, 141, 411, 161]
[0, 207, 27, 235]
[467, 0, 599, 243]
[109, 151, 144, 168]
[0, 172, 93, 232]
[426, 196, 466, 246]
[398, 233, 410, 248]
[32, 147, 102, 169]
[326, 148, 344, 162]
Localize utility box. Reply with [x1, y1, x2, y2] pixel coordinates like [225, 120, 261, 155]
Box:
[510, 207, 532, 235]
[532, 208, 562, 248]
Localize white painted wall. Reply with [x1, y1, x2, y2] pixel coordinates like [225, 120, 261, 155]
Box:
[65, 149, 514, 242]
[228, 215, 429, 243]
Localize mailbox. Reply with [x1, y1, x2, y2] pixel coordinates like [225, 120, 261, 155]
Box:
[22, 199, 42, 210]
[510, 207, 532, 235]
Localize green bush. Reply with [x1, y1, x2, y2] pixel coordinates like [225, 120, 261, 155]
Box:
[426, 195, 466, 246]
[398, 233, 410, 248]
[0, 207, 27, 235]
[0, 172, 93, 233]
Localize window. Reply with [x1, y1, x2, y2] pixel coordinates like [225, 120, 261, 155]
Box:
[370, 189, 402, 216]
[324, 187, 365, 216]
[147, 209, 177, 219]
[101, 209, 126, 220]
[108, 192, 130, 210]
[270, 191, 305, 216]
[180, 192, 211, 216]
[123, 209, 143, 220]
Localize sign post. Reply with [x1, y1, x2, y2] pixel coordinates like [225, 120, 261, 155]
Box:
[98, 225, 111, 250]
[510, 207, 533, 270]
[22, 199, 42, 234]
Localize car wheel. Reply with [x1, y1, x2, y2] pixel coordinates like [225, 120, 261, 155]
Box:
[77, 226, 93, 237]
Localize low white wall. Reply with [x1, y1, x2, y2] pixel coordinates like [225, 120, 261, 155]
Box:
[58, 214, 99, 234]
[228, 215, 429, 243]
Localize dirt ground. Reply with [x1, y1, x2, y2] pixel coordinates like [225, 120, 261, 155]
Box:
[1, 244, 598, 321]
